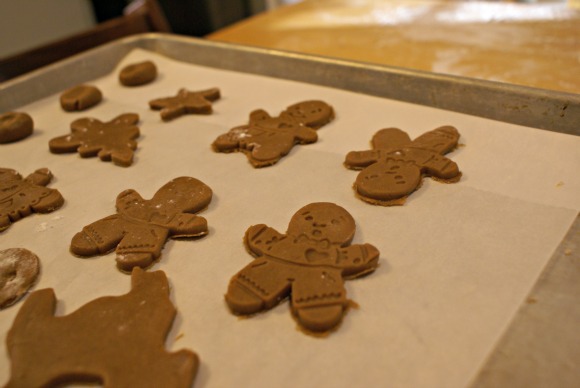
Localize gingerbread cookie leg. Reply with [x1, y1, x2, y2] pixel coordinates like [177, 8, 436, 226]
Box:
[291, 267, 347, 332]
[115, 224, 170, 271]
[226, 259, 293, 315]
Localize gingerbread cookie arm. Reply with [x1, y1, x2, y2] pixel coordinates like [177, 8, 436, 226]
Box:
[48, 134, 83, 153]
[244, 224, 285, 257]
[344, 150, 382, 169]
[336, 243, 380, 277]
[411, 125, 459, 154]
[166, 214, 208, 238]
[24, 168, 52, 187]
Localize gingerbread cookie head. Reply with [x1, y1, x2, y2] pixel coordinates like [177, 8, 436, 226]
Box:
[71, 177, 212, 271]
[344, 126, 461, 206]
[287, 202, 355, 246]
[282, 100, 335, 129]
[49, 113, 140, 167]
[5, 267, 198, 387]
[225, 202, 379, 333]
[0, 168, 64, 232]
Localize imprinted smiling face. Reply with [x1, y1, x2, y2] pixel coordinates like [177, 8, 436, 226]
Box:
[286, 202, 355, 246]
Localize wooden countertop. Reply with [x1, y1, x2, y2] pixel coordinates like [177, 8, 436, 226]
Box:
[208, 0, 580, 94]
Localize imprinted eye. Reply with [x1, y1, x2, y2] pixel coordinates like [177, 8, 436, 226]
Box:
[305, 216, 313, 221]
[331, 219, 340, 225]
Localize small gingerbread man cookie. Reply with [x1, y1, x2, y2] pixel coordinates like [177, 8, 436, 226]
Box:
[344, 126, 462, 205]
[70, 177, 212, 271]
[5, 268, 198, 387]
[212, 100, 334, 167]
[225, 202, 379, 333]
[0, 168, 64, 232]
[149, 88, 221, 121]
[49, 113, 140, 167]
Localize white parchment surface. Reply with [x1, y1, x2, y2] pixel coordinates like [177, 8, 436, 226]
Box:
[1, 49, 579, 388]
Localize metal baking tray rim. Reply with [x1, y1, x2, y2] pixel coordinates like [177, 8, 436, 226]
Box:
[1, 32, 578, 136]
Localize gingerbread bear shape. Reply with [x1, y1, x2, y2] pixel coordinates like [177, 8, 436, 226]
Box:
[1, 168, 64, 232]
[49, 113, 140, 167]
[344, 126, 462, 205]
[225, 202, 379, 333]
[71, 177, 212, 271]
[5, 268, 199, 388]
[149, 88, 221, 121]
[212, 100, 334, 167]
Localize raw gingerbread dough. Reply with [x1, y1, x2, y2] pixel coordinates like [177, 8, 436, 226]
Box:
[5, 268, 198, 388]
[344, 126, 461, 205]
[70, 177, 212, 271]
[226, 202, 379, 332]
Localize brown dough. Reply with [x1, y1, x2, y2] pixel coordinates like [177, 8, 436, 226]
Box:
[149, 88, 221, 121]
[4, 268, 199, 388]
[212, 100, 334, 167]
[0, 168, 64, 232]
[60, 85, 102, 111]
[0, 248, 40, 309]
[344, 126, 461, 205]
[49, 113, 140, 167]
[225, 202, 379, 333]
[0, 112, 33, 144]
[70, 177, 212, 271]
[119, 60, 157, 86]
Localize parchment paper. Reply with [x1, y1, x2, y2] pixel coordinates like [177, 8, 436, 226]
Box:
[1, 49, 579, 388]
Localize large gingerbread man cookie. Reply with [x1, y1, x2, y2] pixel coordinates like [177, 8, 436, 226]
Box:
[344, 126, 462, 205]
[5, 268, 199, 388]
[49, 113, 140, 167]
[212, 100, 334, 167]
[225, 202, 379, 333]
[1, 168, 64, 232]
[71, 177, 212, 271]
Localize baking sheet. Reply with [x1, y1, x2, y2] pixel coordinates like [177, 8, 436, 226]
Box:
[1, 48, 579, 388]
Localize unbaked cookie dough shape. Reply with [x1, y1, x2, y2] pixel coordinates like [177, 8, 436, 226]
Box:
[0, 168, 64, 232]
[70, 177, 212, 272]
[4, 268, 198, 388]
[0, 112, 34, 144]
[212, 100, 334, 167]
[344, 126, 462, 206]
[225, 202, 379, 333]
[149, 88, 221, 121]
[49, 113, 140, 167]
[0, 248, 40, 309]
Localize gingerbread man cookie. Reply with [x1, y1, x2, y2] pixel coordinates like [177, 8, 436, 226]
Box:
[213, 100, 334, 167]
[49, 113, 140, 167]
[344, 126, 461, 205]
[149, 88, 221, 121]
[71, 177, 212, 271]
[1, 168, 64, 232]
[225, 202, 379, 333]
[5, 268, 198, 388]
